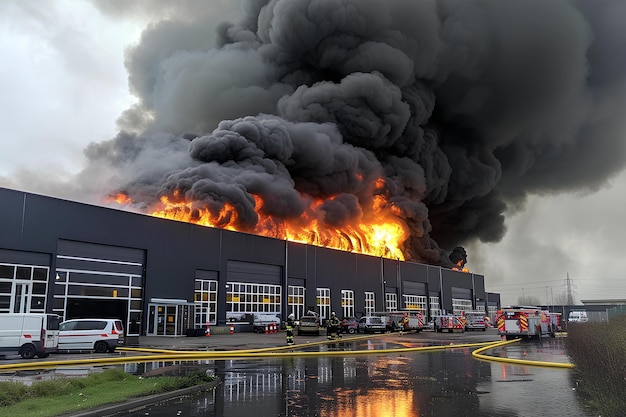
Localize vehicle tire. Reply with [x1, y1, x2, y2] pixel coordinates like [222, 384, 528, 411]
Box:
[94, 341, 109, 353]
[38, 352, 50, 358]
[348, 328, 356, 334]
[19, 344, 36, 359]
[108, 347, 116, 353]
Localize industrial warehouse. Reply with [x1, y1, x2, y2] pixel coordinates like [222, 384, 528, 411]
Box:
[0, 187, 500, 339]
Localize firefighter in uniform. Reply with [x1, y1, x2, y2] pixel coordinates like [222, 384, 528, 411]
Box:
[286, 313, 295, 346]
[399, 313, 409, 335]
[327, 312, 341, 340]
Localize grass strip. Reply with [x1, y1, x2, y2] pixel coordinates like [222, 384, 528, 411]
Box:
[0, 368, 215, 417]
[565, 314, 626, 417]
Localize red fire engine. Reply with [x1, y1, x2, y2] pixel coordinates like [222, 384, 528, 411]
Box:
[497, 306, 562, 340]
[372, 310, 427, 333]
[432, 314, 465, 333]
[461, 311, 488, 331]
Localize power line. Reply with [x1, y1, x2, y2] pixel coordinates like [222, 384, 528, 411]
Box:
[490, 279, 565, 287]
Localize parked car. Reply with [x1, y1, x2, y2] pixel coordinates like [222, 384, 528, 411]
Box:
[59, 318, 124, 353]
[297, 314, 321, 336]
[340, 317, 358, 334]
[357, 316, 386, 333]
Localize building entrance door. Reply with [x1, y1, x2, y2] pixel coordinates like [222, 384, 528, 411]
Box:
[147, 300, 194, 336]
[12, 281, 31, 313]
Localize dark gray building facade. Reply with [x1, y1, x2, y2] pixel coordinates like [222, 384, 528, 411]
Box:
[0, 187, 499, 337]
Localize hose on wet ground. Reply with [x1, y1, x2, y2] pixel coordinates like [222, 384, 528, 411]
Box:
[471, 338, 574, 369]
[0, 334, 573, 371]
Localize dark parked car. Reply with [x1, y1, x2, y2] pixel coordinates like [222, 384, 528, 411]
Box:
[340, 317, 358, 334]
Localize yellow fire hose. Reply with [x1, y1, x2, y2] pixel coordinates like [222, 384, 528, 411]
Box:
[471, 338, 574, 369]
[0, 334, 573, 372]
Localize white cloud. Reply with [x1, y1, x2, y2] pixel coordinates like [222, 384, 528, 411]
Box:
[0, 0, 140, 177]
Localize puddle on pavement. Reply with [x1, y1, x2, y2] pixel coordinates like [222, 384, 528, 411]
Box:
[118, 338, 592, 417]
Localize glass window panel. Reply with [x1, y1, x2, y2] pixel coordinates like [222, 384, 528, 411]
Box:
[16, 266, 31, 280]
[32, 282, 47, 295]
[0, 282, 12, 293]
[54, 283, 66, 295]
[30, 297, 46, 310]
[53, 297, 65, 309]
[0, 295, 10, 309]
[33, 268, 48, 281]
[69, 272, 129, 286]
[0, 265, 14, 279]
[67, 286, 129, 297]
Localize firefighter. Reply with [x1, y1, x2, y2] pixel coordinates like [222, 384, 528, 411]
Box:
[327, 312, 341, 340]
[286, 313, 295, 346]
[399, 313, 409, 335]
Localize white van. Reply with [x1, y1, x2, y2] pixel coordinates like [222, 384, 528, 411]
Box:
[59, 319, 125, 353]
[568, 311, 588, 323]
[357, 316, 387, 333]
[0, 313, 61, 359]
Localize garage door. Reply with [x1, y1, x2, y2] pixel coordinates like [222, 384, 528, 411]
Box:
[53, 240, 145, 336]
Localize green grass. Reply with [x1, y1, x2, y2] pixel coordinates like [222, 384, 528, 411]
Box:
[565, 315, 626, 417]
[0, 368, 215, 417]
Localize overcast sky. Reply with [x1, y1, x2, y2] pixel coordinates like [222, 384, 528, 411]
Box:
[1, 0, 625, 306]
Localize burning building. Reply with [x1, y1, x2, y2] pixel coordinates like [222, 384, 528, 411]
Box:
[0, 187, 497, 337]
[2, 0, 624, 335]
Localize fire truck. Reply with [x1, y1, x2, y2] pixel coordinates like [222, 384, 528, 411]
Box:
[432, 315, 465, 333]
[461, 311, 487, 331]
[497, 306, 562, 340]
[372, 310, 427, 333]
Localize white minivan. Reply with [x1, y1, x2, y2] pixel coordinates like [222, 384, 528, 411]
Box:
[568, 311, 589, 323]
[59, 318, 125, 353]
[0, 313, 60, 359]
[357, 316, 387, 333]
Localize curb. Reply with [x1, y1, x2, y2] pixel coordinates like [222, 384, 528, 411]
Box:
[64, 378, 221, 417]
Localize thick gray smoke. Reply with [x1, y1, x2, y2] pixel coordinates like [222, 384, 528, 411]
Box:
[82, 0, 626, 267]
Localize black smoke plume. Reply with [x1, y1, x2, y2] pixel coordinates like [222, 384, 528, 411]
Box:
[82, 0, 626, 268]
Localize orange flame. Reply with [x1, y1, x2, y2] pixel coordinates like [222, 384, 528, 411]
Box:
[452, 259, 470, 273]
[105, 193, 132, 205]
[108, 187, 409, 260]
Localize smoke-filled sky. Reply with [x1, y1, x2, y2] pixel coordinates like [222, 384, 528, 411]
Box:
[1, 0, 626, 305]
